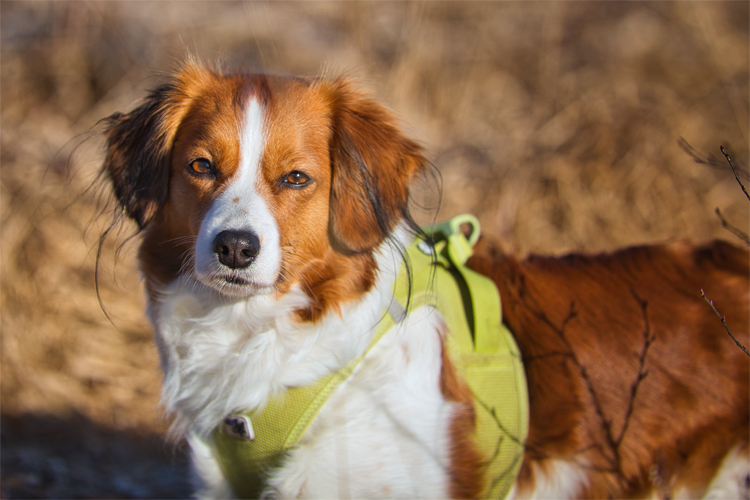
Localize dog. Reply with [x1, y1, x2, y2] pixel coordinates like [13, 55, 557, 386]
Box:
[101, 61, 749, 499]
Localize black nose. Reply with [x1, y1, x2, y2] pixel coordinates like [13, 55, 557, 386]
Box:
[213, 230, 261, 269]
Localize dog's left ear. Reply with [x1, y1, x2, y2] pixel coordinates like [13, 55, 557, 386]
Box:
[325, 79, 426, 253]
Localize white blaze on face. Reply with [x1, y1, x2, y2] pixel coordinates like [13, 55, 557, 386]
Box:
[194, 97, 281, 296]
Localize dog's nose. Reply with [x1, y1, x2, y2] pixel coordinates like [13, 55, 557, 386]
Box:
[213, 230, 261, 269]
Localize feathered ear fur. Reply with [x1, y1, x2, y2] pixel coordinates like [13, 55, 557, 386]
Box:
[102, 65, 206, 228]
[325, 80, 426, 252]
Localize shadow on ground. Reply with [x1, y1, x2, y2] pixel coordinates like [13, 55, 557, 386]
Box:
[1, 413, 191, 499]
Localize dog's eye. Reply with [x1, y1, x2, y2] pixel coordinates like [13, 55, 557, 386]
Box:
[281, 171, 312, 188]
[187, 158, 214, 176]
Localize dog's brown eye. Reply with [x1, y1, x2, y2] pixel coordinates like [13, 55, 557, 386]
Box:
[188, 158, 214, 176]
[282, 171, 311, 188]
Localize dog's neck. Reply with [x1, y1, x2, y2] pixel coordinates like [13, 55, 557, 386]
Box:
[146, 227, 412, 437]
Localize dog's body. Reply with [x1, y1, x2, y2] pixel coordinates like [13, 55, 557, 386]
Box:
[471, 238, 749, 498]
[102, 63, 749, 499]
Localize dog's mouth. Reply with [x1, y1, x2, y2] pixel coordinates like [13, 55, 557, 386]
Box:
[197, 271, 277, 298]
[223, 275, 249, 286]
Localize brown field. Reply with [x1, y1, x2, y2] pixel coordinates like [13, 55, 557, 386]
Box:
[1, 1, 747, 497]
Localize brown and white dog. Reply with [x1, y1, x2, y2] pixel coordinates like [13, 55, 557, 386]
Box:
[102, 62, 749, 499]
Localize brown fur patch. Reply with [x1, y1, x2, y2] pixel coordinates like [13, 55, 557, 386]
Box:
[468, 237, 749, 498]
[321, 79, 425, 253]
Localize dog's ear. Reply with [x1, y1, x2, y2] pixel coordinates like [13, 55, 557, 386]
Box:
[102, 66, 203, 229]
[325, 79, 426, 253]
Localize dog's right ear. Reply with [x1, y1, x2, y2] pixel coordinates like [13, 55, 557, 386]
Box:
[102, 67, 202, 229]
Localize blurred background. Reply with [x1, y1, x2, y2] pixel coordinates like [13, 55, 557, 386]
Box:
[1, 1, 747, 497]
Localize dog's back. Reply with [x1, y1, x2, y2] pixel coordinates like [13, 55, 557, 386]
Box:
[470, 238, 749, 498]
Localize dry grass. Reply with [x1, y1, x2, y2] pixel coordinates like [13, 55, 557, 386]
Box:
[1, 2, 747, 497]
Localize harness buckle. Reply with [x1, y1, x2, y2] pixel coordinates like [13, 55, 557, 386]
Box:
[223, 414, 255, 441]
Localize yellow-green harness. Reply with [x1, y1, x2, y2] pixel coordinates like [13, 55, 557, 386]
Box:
[213, 215, 529, 499]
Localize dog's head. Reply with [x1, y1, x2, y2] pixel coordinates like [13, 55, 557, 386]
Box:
[102, 63, 425, 315]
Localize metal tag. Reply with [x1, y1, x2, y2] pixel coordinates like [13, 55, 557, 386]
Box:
[223, 415, 254, 441]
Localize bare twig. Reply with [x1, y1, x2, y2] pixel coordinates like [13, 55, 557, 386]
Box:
[678, 139, 750, 181]
[525, 291, 658, 486]
[615, 291, 654, 448]
[678, 138, 731, 171]
[531, 302, 620, 472]
[721, 145, 750, 201]
[701, 289, 750, 357]
[687, 143, 750, 245]
[714, 207, 750, 246]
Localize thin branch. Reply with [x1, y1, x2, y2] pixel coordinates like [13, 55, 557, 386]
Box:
[715, 207, 750, 246]
[678, 138, 733, 171]
[533, 302, 622, 474]
[721, 145, 750, 201]
[701, 289, 750, 357]
[615, 291, 654, 448]
[527, 292, 658, 484]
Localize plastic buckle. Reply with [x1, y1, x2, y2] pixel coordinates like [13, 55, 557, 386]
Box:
[223, 415, 255, 441]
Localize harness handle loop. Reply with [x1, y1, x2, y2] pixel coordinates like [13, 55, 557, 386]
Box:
[423, 214, 481, 265]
